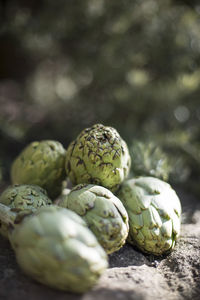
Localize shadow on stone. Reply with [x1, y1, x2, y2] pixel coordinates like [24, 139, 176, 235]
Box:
[108, 243, 150, 268]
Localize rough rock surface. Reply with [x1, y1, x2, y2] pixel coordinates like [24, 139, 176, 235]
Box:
[0, 188, 200, 300]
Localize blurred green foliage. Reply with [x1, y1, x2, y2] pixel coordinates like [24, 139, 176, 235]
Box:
[130, 141, 171, 181]
[0, 0, 200, 196]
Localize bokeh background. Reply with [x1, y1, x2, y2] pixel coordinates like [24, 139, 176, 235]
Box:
[0, 0, 200, 197]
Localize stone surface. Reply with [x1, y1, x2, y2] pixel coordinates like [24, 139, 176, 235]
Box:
[0, 188, 200, 300]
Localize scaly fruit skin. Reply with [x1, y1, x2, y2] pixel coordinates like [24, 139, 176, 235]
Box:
[60, 184, 129, 254]
[0, 184, 52, 238]
[11, 140, 66, 199]
[9, 206, 108, 293]
[117, 177, 181, 256]
[65, 124, 131, 192]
